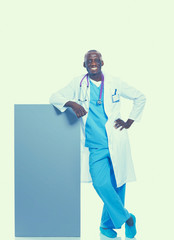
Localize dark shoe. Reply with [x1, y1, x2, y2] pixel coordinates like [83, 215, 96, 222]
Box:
[125, 213, 137, 238]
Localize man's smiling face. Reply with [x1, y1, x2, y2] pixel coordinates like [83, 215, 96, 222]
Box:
[83, 51, 104, 76]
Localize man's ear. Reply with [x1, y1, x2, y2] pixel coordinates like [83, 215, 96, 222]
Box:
[101, 60, 104, 66]
[83, 62, 86, 68]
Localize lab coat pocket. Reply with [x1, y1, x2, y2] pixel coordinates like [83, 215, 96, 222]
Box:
[112, 89, 120, 103]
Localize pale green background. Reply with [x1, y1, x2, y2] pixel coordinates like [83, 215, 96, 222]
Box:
[0, 0, 174, 239]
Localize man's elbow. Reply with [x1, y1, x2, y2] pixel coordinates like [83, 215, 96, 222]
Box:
[142, 94, 146, 104]
[139, 93, 146, 104]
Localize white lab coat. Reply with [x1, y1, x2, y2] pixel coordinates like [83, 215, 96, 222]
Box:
[50, 72, 146, 187]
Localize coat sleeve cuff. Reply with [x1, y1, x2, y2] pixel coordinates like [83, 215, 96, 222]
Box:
[49, 96, 70, 113]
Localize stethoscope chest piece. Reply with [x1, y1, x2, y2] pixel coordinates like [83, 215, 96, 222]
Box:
[97, 99, 102, 105]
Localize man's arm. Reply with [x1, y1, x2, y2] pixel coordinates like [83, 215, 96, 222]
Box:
[114, 79, 146, 131]
[49, 79, 76, 113]
[49, 77, 87, 118]
[114, 118, 134, 130]
[64, 101, 87, 118]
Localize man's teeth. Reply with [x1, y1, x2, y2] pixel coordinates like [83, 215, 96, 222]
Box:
[91, 67, 97, 70]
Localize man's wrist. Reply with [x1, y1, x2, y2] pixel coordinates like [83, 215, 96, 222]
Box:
[64, 101, 76, 108]
[126, 119, 134, 128]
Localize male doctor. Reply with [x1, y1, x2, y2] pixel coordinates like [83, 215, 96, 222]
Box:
[50, 50, 146, 239]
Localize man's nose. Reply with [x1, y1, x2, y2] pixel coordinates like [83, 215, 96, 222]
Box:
[91, 59, 97, 66]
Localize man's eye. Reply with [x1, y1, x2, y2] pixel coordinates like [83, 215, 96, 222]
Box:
[87, 59, 100, 64]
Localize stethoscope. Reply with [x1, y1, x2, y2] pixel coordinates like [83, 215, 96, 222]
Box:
[78, 73, 104, 105]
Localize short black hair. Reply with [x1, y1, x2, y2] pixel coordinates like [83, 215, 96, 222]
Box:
[84, 50, 102, 61]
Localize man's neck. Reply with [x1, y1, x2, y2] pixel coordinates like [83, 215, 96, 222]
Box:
[89, 72, 102, 82]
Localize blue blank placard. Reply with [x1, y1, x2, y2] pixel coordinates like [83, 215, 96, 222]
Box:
[14, 104, 80, 237]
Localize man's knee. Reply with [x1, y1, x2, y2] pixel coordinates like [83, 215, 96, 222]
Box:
[93, 179, 111, 192]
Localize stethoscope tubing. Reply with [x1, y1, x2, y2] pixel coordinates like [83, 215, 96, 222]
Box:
[80, 73, 89, 87]
[79, 73, 104, 103]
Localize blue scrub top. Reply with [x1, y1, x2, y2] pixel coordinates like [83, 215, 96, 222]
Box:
[85, 80, 108, 148]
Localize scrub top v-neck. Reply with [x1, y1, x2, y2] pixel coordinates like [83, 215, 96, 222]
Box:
[85, 79, 108, 148]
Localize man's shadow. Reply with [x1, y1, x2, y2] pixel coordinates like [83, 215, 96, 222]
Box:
[100, 234, 122, 240]
[100, 234, 137, 240]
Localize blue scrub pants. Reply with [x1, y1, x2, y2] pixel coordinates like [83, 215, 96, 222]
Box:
[89, 148, 131, 229]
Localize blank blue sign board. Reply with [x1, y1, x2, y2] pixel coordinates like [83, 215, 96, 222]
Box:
[14, 104, 80, 237]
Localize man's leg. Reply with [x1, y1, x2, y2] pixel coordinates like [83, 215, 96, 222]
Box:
[89, 148, 131, 229]
[100, 184, 126, 229]
[100, 156, 126, 229]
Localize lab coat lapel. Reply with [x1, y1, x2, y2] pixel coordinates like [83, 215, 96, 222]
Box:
[103, 72, 112, 119]
[80, 74, 90, 111]
[103, 72, 108, 115]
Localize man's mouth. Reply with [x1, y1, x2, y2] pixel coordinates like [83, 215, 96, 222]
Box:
[90, 67, 98, 71]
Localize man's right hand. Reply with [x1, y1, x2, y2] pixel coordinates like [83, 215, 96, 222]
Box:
[64, 101, 87, 118]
